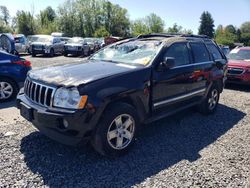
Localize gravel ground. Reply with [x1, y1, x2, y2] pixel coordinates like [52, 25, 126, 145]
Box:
[0, 55, 250, 187]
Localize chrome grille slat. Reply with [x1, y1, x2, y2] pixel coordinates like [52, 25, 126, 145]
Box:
[24, 78, 56, 107]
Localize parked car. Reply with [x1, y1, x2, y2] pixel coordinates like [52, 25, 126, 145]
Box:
[13, 34, 29, 55]
[59, 37, 71, 44]
[0, 50, 31, 102]
[17, 34, 227, 156]
[31, 35, 64, 57]
[220, 45, 230, 55]
[64, 37, 91, 56]
[27, 35, 40, 54]
[0, 33, 15, 54]
[226, 47, 250, 85]
[83, 38, 96, 52]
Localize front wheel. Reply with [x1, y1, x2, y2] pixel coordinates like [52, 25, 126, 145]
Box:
[49, 48, 54, 57]
[91, 103, 139, 157]
[198, 85, 220, 115]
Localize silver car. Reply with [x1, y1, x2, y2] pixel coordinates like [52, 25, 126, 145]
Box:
[31, 35, 64, 57]
[64, 37, 91, 57]
[14, 34, 29, 54]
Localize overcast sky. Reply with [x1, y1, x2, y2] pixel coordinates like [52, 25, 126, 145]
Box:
[1, 0, 250, 34]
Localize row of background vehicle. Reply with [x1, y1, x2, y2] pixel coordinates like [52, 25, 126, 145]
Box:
[13, 33, 105, 57]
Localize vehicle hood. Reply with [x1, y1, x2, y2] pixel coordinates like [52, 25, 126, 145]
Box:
[32, 42, 51, 46]
[65, 43, 82, 47]
[28, 60, 142, 87]
[228, 59, 250, 68]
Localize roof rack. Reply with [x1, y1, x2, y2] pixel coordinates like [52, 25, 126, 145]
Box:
[137, 33, 210, 39]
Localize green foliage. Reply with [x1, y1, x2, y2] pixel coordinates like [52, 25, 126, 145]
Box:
[198, 11, 214, 38]
[241, 33, 250, 46]
[224, 25, 236, 34]
[131, 19, 150, 36]
[167, 23, 182, 34]
[131, 13, 164, 37]
[146, 13, 164, 33]
[16, 10, 36, 35]
[94, 26, 110, 37]
[240, 21, 250, 33]
[0, 6, 10, 25]
[215, 31, 237, 48]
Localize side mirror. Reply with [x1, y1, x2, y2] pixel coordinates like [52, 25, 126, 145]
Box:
[158, 57, 175, 71]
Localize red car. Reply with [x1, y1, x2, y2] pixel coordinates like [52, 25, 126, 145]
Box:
[226, 47, 250, 85]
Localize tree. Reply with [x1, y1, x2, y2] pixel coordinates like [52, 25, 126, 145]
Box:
[16, 10, 36, 35]
[145, 13, 164, 33]
[224, 25, 236, 34]
[38, 6, 58, 34]
[167, 23, 182, 34]
[240, 21, 250, 33]
[240, 22, 250, 46]
[131, 19, 150, 36]
[94, 26, 110, 37]
[0, 6, 10, 25]
[198, 11, 215, 38]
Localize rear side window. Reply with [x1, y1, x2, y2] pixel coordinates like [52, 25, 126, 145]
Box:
[190, 42, 210, 63]
[206, 43, 223, 60]
[164, 43, 190, 66]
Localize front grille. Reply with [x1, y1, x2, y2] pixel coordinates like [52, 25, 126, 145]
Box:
[227, 67, 245, 75]
[24, 79, 55, 107]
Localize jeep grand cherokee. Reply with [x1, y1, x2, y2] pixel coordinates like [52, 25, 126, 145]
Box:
[17, 34, 227, 157]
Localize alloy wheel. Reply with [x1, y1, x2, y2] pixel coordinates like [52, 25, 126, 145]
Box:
[208, 89, 218, 110]
[0, 82, 13, 100]
[107, 114, 135, 150]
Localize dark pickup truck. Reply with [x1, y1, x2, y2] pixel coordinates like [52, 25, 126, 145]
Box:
[17, 34, 228, 157]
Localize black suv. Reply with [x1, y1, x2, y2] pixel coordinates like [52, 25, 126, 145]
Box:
[17, 34, 227, 156]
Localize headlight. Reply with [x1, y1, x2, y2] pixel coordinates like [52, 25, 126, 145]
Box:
[53, 87, 87, 109]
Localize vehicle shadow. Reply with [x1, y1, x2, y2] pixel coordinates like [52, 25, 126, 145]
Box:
[225, 83, 250, 92]
[0, 100, 16, 109]
[20, 104, 245, 187]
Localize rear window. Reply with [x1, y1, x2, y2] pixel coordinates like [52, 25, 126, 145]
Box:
[14, 37, 25, 43]
[206, 43, 223, 60]
[190, 42, 210, 63]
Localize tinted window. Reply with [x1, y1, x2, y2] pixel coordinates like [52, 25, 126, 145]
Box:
[164, 43, 190, 66]
[206, 43, 223, 60]
[190, 42, 210, 63]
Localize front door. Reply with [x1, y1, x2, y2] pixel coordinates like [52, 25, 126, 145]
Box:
[152, 42, 194, 112]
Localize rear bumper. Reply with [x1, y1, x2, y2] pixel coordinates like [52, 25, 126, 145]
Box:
[16, 93, 95, 146]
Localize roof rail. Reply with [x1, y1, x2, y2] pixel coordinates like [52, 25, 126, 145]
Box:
[137, 33, 210, 39]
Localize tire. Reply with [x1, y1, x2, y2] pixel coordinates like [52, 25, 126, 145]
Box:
[32, 51, 36, 57]
[198, 84, 220, 115]
[91, 103, 139, 157]
[64, 52, 68, 57]
[0, 78, 18, 102]
[49, 48, 54, 57]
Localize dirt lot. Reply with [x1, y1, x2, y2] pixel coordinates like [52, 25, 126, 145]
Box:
[0, 55, 250, 187]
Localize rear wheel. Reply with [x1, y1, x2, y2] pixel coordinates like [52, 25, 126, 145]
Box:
[32, 51, 36, 57]
[49, 48, 54, 57]
[91, 103, 139, 157]
[198, 85, 220, 115]
[0, 78, 18, 102]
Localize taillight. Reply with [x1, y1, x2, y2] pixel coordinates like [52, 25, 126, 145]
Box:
[13, 60, 31, 67]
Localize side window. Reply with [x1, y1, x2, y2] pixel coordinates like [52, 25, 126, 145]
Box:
[206, 43, 223, 60]
[190, 42, 210, 63]
[164, 43, 190, 66]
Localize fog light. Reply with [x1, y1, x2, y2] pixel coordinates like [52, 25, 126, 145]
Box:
[63, 119, 69, 128]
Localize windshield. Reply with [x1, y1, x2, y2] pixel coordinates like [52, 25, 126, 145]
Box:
[36, 36, 52, 43]
[227, 49, 250, 60]
[90, 40, 162, 66]
[68, 38, 84, 44]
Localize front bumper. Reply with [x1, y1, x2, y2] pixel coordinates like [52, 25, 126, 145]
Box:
[226, 72, 250, 85]
[65, 49, 81, 55]
[16, 93, 94, 146]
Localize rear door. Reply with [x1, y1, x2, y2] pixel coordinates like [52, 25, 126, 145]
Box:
[152, 42, 194, 111]
[188, 42, 213, 94]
